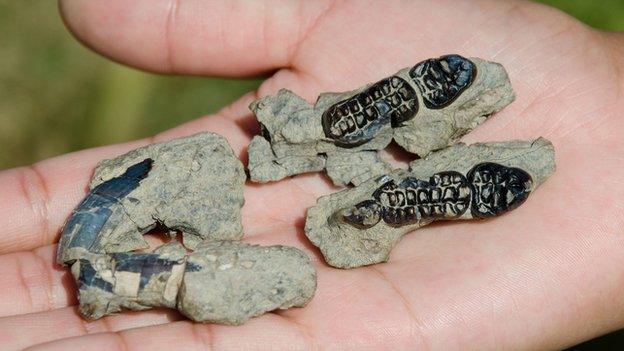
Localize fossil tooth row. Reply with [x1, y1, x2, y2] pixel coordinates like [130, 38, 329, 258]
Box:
[341, 162, 533, 229]
[322, 54, 477, 147]
[305, 138, 556, 269]
[248, 54, 513, 186]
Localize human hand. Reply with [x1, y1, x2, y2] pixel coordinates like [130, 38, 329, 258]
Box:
[1, 0, 623, 349]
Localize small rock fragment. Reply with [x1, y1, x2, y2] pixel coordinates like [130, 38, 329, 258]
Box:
[178, 241, 317, 325]
[305, 138, 555, 269]
[57, 132, 246, 265]
[248, 54, 515, 186]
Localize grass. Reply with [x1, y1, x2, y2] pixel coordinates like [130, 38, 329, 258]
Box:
[0, 0, 623, 170]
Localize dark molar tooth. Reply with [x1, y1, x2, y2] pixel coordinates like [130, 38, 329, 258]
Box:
[341, 199, 382, 229]
[467, 162, 532, 219]
[410, 54, 476, 109]
[321, 76, 418, 147]
[342, 170, 475, 228]
[341, 162, 533, 229]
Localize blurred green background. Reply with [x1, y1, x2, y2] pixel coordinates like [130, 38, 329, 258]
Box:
[0, 0, 623, 349]
[1, 0, 623, 170]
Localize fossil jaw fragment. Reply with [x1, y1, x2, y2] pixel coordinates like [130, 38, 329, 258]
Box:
[248, 54, 514, 186]
[305, 138, 555, 269]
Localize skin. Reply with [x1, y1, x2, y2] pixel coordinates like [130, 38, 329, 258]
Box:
[0, 0, 623, 350]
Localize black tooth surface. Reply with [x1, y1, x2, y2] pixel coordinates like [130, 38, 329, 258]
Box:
[467, 162, 533, 219]
[321, 76, 418, 147]
[409, 54, 476, 109]
[359, 171, 471, 227]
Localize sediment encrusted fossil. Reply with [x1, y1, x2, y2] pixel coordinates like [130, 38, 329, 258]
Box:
[57, 133, 317, 324]
[305, 138, 556, 269]
[248, 54, 513, 186]
[73, 241, 316, 325]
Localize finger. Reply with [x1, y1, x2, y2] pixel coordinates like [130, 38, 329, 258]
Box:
[26, 315, 312, 351]
[0, 245, 73, 318]
[59, 0, 333, 75]
[0, 307, 181, 351]
[0, 112, 250, 255]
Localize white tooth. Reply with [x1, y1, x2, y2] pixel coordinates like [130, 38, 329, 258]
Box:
[356, 114, 365, 126]
[456, 203, 466, 213]
[443, 188, 454, 200]
[339, 121, 348, 132]
[431, 189, 440, 201]
[459, 186, 471, 198]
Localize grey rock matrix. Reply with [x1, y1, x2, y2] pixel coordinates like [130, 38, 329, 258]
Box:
[248, 54, 515, 186]
[305, 138, 556, 269]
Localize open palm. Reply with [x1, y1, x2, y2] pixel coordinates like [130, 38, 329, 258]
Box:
[1, 0, 623, 350]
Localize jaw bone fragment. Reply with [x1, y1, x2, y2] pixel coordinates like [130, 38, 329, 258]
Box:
[247, 54, 515, 186]
[305, 138, 555, 269]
